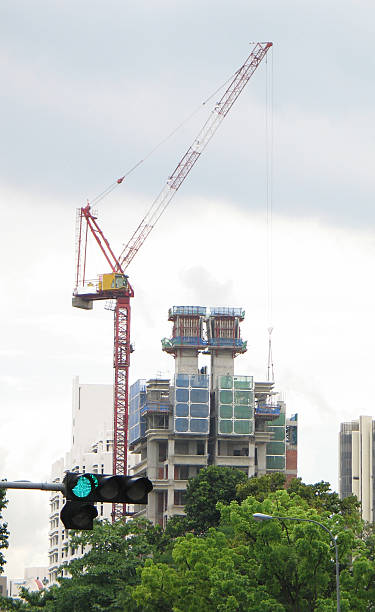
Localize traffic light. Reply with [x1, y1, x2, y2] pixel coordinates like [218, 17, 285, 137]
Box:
[60, 501, 98, 530]
[63, 472, 153, 504]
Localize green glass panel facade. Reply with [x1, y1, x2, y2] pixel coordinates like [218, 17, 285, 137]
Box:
[269, 413, 285, 426]
[234, 405, 252, 419]
[220, 405, 233, 418]
[220, 420, 233, 434]
[218, 376, 254, 436]
[268, 426, 285, 441]
[234, 420, 252, 434]
[220, 390, 233, 404]
[234, 390, 251, 405]
[266, 455, 285, 470]
[234, 377, 253, 390]
[220, 375, 233, 389]
[266, 441, 285, 455]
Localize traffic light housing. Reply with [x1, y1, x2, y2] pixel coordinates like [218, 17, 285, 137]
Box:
[63, 472, 153, 504]
[60, 501, 98, 530]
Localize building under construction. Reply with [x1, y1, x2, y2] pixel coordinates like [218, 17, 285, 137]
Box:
[129, 306, 297, 526]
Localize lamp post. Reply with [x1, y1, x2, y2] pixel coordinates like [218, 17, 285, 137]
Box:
[253, 512, 340, 612]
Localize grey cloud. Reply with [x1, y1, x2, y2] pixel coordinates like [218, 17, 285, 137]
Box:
[179, 266, 234, 305]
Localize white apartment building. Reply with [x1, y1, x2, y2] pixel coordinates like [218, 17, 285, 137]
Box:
[48, 376, 113, 583]
[339, 415, 375, 522]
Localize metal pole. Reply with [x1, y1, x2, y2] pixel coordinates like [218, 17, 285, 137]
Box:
[253, 513, 340, 611]
[334, 535, 340, 612]
[0, 481, 64, 493]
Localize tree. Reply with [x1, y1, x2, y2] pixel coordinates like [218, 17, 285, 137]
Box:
[218, 489, 362, 611]
[133, 530, 285, 612]
[183, 466, 247, 533]
[2, 474, 371, 611]
[1, 518, 162, 612]
[286, 478, 360, 517]
[236, 472, 286, 502]
[136, 486, 365, 611]
[0, 488, 9, 575]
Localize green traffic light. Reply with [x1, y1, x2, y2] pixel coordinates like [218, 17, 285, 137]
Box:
[63, 472, 153, 504]
[72, 474, 98, 498]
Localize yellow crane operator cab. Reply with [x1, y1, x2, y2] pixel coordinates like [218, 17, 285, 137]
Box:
[99, 273, 129, 292]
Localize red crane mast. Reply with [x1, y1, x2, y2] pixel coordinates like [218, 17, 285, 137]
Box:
[73, 42, 272, 521]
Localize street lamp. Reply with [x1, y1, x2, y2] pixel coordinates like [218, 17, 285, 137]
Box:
[253, 513, 340, 612]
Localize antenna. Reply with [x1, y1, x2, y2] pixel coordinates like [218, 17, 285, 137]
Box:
[267, 326, 274, 382]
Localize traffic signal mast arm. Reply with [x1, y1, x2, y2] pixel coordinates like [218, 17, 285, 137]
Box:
[117, 41, 272, 271]
[0, 481, 64, 493]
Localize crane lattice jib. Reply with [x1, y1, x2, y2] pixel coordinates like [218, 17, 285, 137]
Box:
[117, 42, 272, 271]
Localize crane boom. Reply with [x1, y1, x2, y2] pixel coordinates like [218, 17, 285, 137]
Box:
[117, 41, 272, 271]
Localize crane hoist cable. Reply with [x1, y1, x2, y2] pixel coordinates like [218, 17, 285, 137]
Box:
[89, 67, 243, 207]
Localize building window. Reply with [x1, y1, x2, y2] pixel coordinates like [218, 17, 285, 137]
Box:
[175, 465, 189, 480]
[158, 441, 167, 462]
[175, 440, 189, 455]
[174, 490, 186, 506]
[197, 441, 205, 455]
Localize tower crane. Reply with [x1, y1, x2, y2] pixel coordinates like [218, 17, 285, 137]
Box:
[72, 42, 272, 521]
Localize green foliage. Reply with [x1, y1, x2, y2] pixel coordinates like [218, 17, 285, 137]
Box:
[286, 478, 360, 517]
[183, 465, 247, 533]
[0, 488, 9, 575]
[236, 472, 286, 502]
[133, 530, 284, 611]
[135, 482, 366, 611]
[1, 470, 373, 612]
[1, 518, 162, 612]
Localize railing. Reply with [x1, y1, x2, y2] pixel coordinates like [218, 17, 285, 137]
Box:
[162, 336, 207, 348]
[208, 338, 247, 348]
[210, 307, 245, 318]
[169, 306, 206, 317]
[140, 402, 170, 415]
[255, 405, 281, 416]
[73, 278, 99, 295]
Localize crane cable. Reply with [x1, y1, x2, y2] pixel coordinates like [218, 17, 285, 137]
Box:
[265, 50, 275, 382]
[89, 66, 242, 207]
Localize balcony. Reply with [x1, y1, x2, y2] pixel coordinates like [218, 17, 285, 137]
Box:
[162, 336, 207, 353]
[172, 453, 208, 466]
[140, 402, 170, 416]
[255, 405, 281, 420]
[206, 338, 247, 353]
[129, 458, 148, 476]
[254, 431, 273, 443]
[216, 455, 253, 467]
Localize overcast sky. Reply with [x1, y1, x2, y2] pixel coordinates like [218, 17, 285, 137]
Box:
[1, 0, 375, 579]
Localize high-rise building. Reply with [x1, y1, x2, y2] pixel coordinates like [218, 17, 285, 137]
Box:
[339, 415, 375, 522]
[129, 306, 298, 526]
[48, 377, 114, 583]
